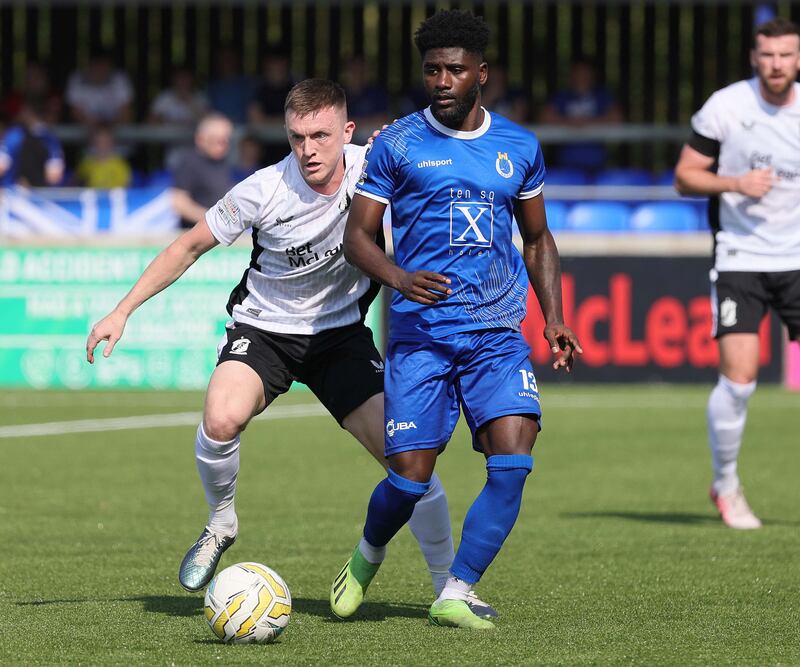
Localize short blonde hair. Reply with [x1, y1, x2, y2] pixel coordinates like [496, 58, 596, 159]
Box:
[284, 78, 347, 117]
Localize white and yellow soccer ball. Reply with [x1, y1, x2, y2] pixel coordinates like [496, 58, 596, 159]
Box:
[203, 562, 292, 644]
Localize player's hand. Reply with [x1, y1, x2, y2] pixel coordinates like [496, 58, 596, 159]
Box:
[367, 123, 391, 145]
[736, 169, 775, 198]
[396, 270, 452, 305]
[544, 323, 583, 373]
[86, 309, 128, 363]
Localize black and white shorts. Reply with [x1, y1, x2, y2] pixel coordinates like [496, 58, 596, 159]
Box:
[217, 321, 385, 425]
[711, 269, 800, 339]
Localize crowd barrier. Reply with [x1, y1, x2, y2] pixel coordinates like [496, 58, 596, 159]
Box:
[1, 186, 797, 389]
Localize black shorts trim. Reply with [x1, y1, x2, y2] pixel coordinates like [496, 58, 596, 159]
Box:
[217, 321, 385, 425]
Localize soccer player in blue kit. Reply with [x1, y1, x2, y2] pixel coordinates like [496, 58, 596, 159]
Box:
[329, 10, 582, 630]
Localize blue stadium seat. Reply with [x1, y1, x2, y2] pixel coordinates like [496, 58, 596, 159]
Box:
[629, 202, 700, 232]
[592, 169, 654, 186]
[148, 169, 173, 188]
[565, 202, 630, 232]
[655, 169, 676, 186]
[544, 200, 568, 231]
[545, 168, 589, 185]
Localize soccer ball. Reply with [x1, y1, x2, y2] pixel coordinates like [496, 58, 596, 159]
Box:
[203, 562, 292, 644]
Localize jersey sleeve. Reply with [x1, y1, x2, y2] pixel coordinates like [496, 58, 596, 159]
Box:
[205, 174, 263, 246]
[354, 135, 396, 204]
[691, 91, 726, 144]
[519, 141, 546, 200]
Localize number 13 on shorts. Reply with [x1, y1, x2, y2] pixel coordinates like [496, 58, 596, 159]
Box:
[519, 369, 538, 393]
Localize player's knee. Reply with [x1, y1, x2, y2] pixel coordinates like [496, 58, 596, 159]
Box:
[203, 410, 247, 442]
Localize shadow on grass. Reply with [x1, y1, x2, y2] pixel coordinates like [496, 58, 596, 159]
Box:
[563, 510, 720, 525]
[564, 510, 799, 527]
[292, 596, 428, 623]
[15, 595, 203, 617]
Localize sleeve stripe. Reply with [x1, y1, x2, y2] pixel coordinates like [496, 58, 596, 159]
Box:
[688, 131, 720, 159]
[355, 189, 390, 205]
[518, 183, 544, 200]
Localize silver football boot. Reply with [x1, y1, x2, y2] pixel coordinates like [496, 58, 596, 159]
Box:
[178, 527, 236, 592]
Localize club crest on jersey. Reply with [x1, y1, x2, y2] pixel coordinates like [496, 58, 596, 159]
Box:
[339, 192, 352, 212]
[495, 151, 514, 179]
[230, 337, 251, 355]
[720, 298, 738, 328]
[450, 202, 494, 248]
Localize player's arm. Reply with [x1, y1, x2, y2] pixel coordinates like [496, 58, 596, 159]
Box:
[515, 195, 582, 372]
[674, 142, 773, 198]
[343, 194, 452, 305]
[86, 219, 219, 363]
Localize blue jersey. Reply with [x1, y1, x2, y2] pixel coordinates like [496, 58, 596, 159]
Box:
[355, 107, 545, 340]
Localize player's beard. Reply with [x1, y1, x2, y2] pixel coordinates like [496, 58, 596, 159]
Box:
[431, 81, 481, 129]
[761, 73, 794, 99]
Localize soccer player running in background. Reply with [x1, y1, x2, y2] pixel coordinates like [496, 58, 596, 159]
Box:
[329, 11, 581, 630]
[85, 78, 495, 616]
[674, 17, 800, 530]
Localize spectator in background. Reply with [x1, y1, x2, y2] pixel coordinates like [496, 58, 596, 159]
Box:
[149, 66, 209, 126]
[75, 124, 131, 189]
[0, 99, 64, 187]
[230, 133, 263, 182]
[539, 57, 623, 171]
[1, 61, 63, 125]
[207, 47, 254, 125]
[170, 113, 234, 229]
[65, 49, 134, 125]
[248, 46, 295, 124]
[248, 46, 295, 164]
[342, 55, 391, 125]
[481, 63, 530, 124]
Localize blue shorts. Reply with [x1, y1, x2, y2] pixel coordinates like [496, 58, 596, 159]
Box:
[383, 329, 542, 457]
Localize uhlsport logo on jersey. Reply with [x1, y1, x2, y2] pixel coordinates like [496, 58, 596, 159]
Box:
[230, 337, 251, 355]
[495, 151, 514, 178]
[720, 298, 738, 328]
[450, 202, 494, 248]
[386, 418, 417, 437]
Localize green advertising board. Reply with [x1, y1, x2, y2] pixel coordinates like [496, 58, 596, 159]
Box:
[0, 247, 382, 389]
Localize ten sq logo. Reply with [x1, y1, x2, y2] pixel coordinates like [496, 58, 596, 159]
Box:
[449, 201, 494, 248]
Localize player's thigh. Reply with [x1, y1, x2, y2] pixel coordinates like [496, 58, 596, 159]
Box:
[342, 393, 387, 467]
[717, 333, 761, 383]
[477, 414, 539, 457]
[767, 270, 800, 342]
[205, 325, 294, 440]
[457, 330, 541, 454]
[711, 270, 768, 339]
[302, 323, 385, 435]
[383, 338, 460, 460]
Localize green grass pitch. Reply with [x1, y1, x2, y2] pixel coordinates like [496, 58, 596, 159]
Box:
[1, 385, 798, 665]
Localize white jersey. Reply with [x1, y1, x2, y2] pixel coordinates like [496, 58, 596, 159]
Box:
[205, 143, 372, 334]
[691, 78, 800, 272]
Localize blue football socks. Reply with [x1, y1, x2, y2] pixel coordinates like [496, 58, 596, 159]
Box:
[450, 454, 533, 583]
[363, 468, 432, 548]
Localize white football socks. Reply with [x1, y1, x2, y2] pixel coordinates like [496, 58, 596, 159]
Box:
[407, 472, 455, 595]
[357, 537, 386, 564]
[195, 423, 240, 537]
[707, 375, 756, 496]
[436, 575, 471, 603]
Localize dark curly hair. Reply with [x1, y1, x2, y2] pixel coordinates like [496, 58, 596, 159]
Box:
[413, 10, 490, 59]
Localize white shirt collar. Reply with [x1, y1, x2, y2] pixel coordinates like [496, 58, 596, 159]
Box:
[423, 106, 491, 139]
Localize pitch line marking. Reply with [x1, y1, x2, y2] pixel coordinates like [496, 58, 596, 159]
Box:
[0, 403, 329, 439]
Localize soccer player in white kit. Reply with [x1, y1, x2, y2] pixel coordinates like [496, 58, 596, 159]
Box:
[675, 17, 800, 529]
[86, 79, 495, 615]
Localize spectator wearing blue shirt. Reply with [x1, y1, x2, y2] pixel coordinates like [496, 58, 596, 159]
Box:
[0, 100, 64, 187]
[539, 57, 623, 171]
[207, 47, 254, 125]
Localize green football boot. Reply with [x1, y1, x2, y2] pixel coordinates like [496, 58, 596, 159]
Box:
[178, 527, 236, 592]
[330, 546, 381, 619]
[428, 599, 496, 630]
